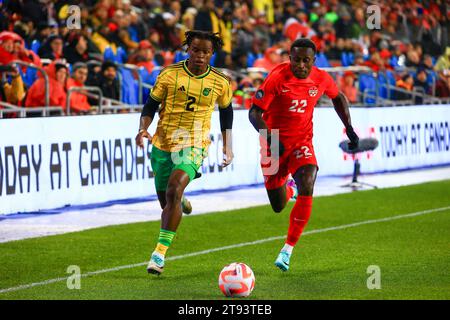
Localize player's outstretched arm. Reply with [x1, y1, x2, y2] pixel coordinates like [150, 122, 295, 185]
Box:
[135, 96, 159, 149]
[219, 103, 234, 167]
[331, 91, 359, 150]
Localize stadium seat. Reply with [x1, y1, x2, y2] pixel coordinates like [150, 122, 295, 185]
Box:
[128, 27, 139, 43]
[119, 67, 139, 104]
[247, 53, 262, 68]
[315, 52, 331, 68]
[116, 47, 127, 63]
[427, 70, 438, 94]
[341, 52, 354, 67]
[104, 46, 116, 62]
[18, 65, 38, 88]
[358, 73, 377, 105]
[377, 71, 396, 99]
[30, 40, 41, 54]
[210, 52, 217, 67]
[148, 67, 163, 86]
[173, 50, 189, 63]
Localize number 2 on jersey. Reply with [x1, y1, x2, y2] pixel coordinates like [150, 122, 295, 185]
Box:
[289, 99, 307, 113]
[185, 95, 196, 111]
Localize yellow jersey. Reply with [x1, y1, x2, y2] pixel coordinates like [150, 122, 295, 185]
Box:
[150, 60, 232, 152]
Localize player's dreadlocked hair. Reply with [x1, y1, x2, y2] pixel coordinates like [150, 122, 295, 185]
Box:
[290, 38, 317, 54]
[183, 30, 224, 52]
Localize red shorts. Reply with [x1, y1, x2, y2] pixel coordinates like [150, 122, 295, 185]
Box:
[260, 139, 318, 190]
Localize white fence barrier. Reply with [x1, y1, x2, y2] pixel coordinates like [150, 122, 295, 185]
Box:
[0, 105, 449, 215]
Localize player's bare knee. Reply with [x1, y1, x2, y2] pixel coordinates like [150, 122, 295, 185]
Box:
[299, 180, 314, 196]
[165, 183, 183, 204]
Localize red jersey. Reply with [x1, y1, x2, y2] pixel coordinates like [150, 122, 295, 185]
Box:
[252, 62, 339, 144]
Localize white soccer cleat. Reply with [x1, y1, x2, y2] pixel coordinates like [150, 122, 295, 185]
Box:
[147, 252, 165, 275]
[181, 196, 192, 214]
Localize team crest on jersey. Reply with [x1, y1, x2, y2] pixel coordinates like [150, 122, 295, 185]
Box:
[255, 89, 264, 99]
[309, 86, 318, 97]
[203, 88, 212, 96]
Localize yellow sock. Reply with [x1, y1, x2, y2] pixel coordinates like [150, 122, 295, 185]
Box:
[155, 243, 169, 256]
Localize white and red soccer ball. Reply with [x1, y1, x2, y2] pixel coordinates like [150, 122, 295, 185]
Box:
[218, 262, 255, 298]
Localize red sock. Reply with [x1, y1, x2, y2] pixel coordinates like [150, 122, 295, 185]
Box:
[285, 185, 294, 202]
[286, 196, 313, 246]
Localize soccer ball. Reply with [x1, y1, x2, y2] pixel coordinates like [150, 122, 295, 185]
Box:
[218, 262, 255, 298]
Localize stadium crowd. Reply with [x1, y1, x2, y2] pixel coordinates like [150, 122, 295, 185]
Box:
[0, 0, 449, 116]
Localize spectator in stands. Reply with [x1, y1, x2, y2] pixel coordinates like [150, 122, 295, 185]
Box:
[379, 49, 394, 71]
[128, 40, 155, 73]
[421, 54, 435, 71]
[340, 71, 358, 103]
[233, 77, 253, 109]
[194, 0, 231, 54]
[91, 61, 120, 102]
[152, 13, 181, 52]
[34, 22, 52, 43]
[326, 37, 345, 60]
[363, 51, 385, 72]
[89, 3, 109, 30]
[231, 49, 248, 70]
[0, 64, 26, 106]
[405, 49, 421, 68]
[91, 25, 118, 54]
[110, 9, 139, 51]
[395, 74, 414, 101]
[435, 70, 450, 98]
[0, 31, 18, 65]
[414, 67, 431, 95]
[334, 10, 353, 39]
[253, 47, 280, 72]
[25, 60, 68, 109]
[235, 19, 256, 57]
[147, 29, 162, 52]
[279, 49, 289, 63]
[38, 34, 64, 60]
[434, 47, 450, 71]
[350, 7, 368, 39]
[129, 10, 148, 43]
[64, 33, 89, 64]
[13, 34, 42, 70]
[66, 62, 91, 114]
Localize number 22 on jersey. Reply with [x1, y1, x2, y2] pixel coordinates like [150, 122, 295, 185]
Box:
[289, 99, 307, 113]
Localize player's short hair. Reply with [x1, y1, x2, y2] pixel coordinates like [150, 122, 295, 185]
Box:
[290, 38, 317, 55]
[183, 30, 224, 53]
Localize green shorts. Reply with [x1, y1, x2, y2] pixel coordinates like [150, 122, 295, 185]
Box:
[151, 146, 205, 191]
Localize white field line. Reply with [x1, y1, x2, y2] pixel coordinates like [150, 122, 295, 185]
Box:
[0, 205, 449, 295]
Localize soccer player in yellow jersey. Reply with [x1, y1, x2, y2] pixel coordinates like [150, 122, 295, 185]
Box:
[135, 31, 234, 275]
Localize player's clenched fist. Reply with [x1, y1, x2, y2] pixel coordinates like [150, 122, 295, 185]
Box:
[222, 147, 234, 167]
[135, 129, 152, 149]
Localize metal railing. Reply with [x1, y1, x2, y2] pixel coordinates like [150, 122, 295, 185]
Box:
[8, 60, 50, 106]
[0, 101, 64, 118]
[66, 86, 103, 115]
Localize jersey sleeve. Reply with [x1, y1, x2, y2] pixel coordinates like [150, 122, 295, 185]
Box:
[149, 71, 169, 102]
[323, 71, 339, 99]
[251, 70, 279, 111]
[217, 78, 233, 108]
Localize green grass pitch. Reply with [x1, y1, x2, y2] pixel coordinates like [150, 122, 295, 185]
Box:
[0, 180, 449, 300]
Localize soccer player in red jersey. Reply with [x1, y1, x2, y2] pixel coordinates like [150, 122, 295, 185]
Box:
[249, 38, 359, 271]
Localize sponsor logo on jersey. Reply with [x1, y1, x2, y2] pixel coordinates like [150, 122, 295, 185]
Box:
[309, 86, 318, 97]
